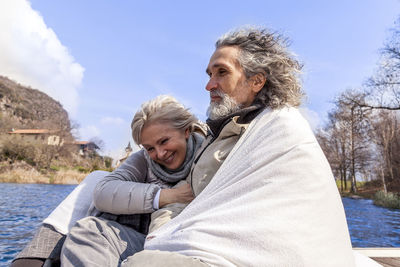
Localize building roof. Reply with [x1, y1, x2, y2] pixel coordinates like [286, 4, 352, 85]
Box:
[8, 129, 53, 134]
[73, 141, 90, 145]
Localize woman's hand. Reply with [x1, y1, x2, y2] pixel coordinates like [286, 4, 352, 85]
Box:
[159, 183, 194, 208]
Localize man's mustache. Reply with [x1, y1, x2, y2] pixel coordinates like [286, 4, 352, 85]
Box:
[210, 90, 225, 98]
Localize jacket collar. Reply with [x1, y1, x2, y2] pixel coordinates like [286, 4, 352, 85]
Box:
[206, 101, 265, 137]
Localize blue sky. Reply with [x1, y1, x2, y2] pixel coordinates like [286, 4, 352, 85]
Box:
[0, 0, 399, 160]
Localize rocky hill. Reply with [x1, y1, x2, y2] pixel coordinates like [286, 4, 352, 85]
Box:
[0, 76, 114, 184]
[0, 75, 71, 134]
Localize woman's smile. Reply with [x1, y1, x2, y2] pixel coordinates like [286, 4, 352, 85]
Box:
[162, 152, 175, 165]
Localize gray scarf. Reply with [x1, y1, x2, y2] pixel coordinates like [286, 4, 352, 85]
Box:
[144, 132, 204, 183]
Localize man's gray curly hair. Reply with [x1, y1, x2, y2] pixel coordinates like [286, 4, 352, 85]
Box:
[216, 26, 304, 108]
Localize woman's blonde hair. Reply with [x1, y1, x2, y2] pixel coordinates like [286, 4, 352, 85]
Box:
[131, 95, 204, 145]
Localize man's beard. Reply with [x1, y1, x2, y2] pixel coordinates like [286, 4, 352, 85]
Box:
[206, 90, 242, 120]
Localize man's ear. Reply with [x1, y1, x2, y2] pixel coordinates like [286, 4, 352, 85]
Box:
[250, 73, 266, 93]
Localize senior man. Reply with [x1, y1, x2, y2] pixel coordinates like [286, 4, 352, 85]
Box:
[62, 27, 355, 267]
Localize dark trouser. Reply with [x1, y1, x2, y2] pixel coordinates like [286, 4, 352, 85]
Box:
[11, 224, 65, 267]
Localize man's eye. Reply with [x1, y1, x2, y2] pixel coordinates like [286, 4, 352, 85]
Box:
[218, 69, 227, 75]
[146, 147, 154, 152]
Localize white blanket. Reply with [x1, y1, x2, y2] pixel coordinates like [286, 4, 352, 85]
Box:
[145, 107, 356, 266]
[43, 171, 109, 234]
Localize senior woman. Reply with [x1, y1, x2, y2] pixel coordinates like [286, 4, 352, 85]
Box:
[12, 95, 206, 267]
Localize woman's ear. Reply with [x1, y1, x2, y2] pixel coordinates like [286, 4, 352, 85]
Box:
[250, 73, 266, 94]
[185, 128, 190, 139]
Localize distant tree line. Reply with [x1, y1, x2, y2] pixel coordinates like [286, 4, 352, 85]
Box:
[316, 18, 400, 194]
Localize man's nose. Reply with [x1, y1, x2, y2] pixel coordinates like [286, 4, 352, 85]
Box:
[205, 78, 217, 91]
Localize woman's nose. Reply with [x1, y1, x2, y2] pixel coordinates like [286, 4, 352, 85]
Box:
[156, 147, 167, 159]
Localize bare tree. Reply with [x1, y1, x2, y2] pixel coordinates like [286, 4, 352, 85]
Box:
[316, 17, 400, 196]
[316, 116, 350, 192]
[339, 91, 373, 193]
[364, 18, 400, 110]
[89, 137, 105, 152]
[69, 120, 81, 140]
[372, 111, 397, 191]
[318, 90, 373, 193]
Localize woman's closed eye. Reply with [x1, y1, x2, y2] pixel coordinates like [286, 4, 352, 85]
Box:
[160, 138, 169, 145]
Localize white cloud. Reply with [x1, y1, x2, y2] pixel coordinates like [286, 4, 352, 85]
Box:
[100, 116, 125, 125]
[299, 107, 321, 131]
[0, 0, 84, 117]
[78, 125, 100, 141]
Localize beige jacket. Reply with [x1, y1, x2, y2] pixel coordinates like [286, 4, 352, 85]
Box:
[189, 116, 248, 196]
[149, 116, 248, 232]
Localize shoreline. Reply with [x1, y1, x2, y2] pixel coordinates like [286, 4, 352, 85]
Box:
[340, 189, 400, 210]
[0, 167, 88, 185]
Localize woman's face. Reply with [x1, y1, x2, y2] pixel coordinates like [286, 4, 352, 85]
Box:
[140, 122, 189, 170]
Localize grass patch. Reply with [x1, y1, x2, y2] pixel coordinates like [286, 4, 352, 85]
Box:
[51, 169, 87, 184]
[50, 165, 60, 171]
[0, 168, 48, 183]
[373, 190, 400, 209]
[75, 166, 89, 173]
[0, 167, 87, 184]
[335, 180, 366, 192]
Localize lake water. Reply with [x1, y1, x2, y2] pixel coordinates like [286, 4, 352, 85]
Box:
[343, 197, 400, 247]
[0, 183, 75, 266]
[1, 183, 399, 266]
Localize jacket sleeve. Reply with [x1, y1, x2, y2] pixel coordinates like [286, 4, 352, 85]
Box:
[93, 150, 160, 214]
